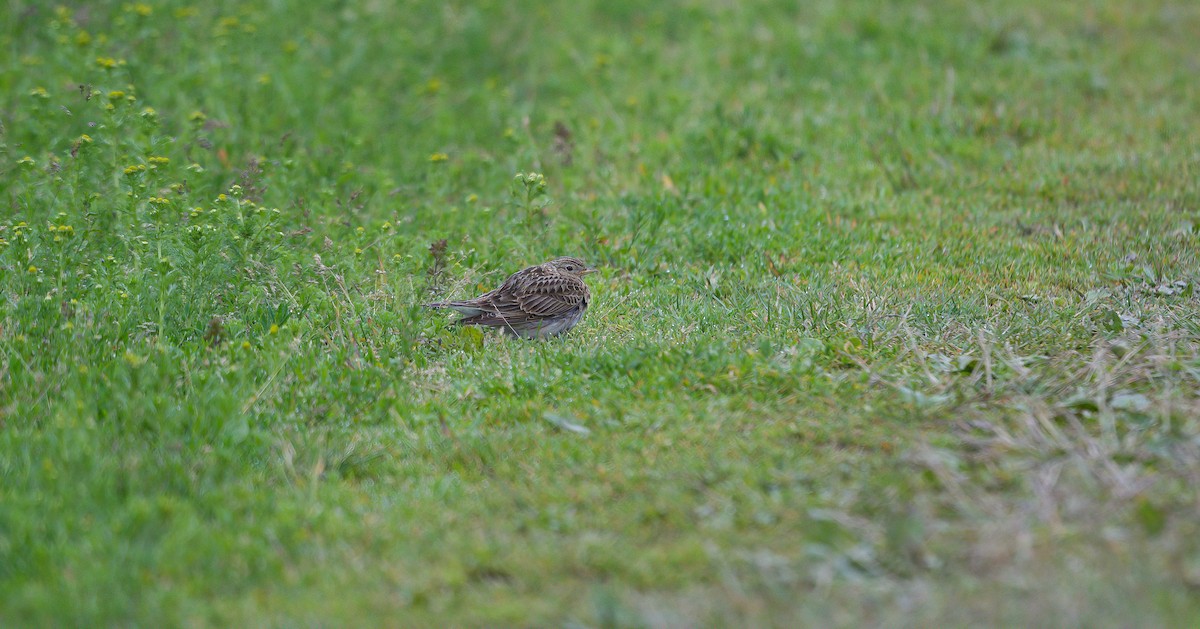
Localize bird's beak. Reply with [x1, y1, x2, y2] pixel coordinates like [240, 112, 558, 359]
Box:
[582, 268, 597, 275]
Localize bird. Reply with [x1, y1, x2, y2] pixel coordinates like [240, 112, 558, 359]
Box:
[425, 256, 595, 339]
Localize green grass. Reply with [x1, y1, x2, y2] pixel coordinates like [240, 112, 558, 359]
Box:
[2, 0, 1199, 626]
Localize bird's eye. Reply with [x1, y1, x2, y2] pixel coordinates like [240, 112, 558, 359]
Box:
[566, 265, 575, 271]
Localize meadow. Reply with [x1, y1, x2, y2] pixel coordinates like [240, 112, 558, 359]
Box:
[2, 0, 1199, 626]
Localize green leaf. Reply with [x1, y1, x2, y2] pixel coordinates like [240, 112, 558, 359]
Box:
[1134, 498, 1167, 537]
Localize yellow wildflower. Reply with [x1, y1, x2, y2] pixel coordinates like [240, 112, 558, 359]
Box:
[429, 152, 448, 163]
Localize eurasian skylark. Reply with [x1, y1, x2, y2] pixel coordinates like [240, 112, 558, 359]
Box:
[426, 256, 595, 339]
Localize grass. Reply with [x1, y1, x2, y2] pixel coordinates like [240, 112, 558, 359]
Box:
[1, 0, 1199, 626]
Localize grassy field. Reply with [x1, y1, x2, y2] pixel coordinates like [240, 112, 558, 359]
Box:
[2, 0, 1199, 626]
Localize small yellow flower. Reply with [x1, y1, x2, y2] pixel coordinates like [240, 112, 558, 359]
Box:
[354, 247, 363, 255]
[381, 221, 392, 231]
[75, 31, 92, 46]
[189, 111, 207, 124]
[130, 3, 152, 16]
[466, 193, 478, 204]
[28, 265, 38, 273]
[148, 156, 169, 166]
[29, 86, 49, 99]
[123, 164, 146, 175]
[17, 156, 35, 166]
[269, 324, 279, 335]
[95, 56, 119, 69]
[140, 106, 157, 119]
[429, 152, 448, 163]
[217, 193, 228, 202]
[79, 134, 93, 144]
[241, 341, 251, 349]
[424, 78, 442, 95]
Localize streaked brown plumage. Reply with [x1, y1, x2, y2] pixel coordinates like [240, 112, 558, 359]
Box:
[426, 257, 595, 339]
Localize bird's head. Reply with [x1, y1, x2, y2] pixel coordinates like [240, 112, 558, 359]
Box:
[545, 256, 595, 277]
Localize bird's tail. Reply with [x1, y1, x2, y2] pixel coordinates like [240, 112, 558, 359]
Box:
[425, 301, 485, 316]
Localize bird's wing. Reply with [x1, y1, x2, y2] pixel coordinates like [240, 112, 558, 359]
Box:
[515, 274, 588, 318]
[454, 273, 586, 329]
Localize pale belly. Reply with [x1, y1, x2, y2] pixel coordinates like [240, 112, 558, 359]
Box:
[506, 306, 586, 339]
